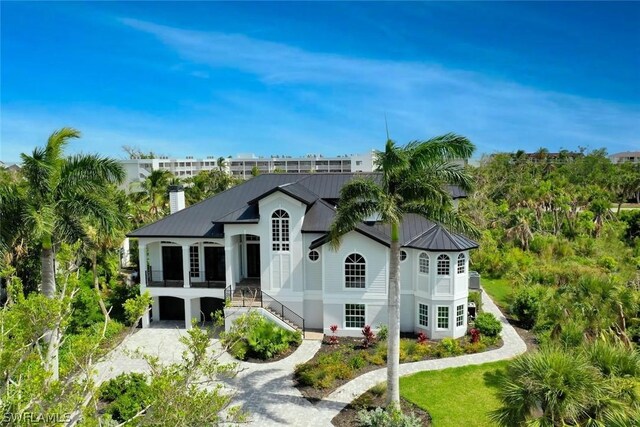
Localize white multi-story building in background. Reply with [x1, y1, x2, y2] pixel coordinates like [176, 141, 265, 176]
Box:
[610, 151, 640, 164]
[119, 151, 376, 191]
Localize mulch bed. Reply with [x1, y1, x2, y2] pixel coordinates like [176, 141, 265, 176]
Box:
[242, 340, 301, 363]
[295, 335, 503, 403]
[332, 388, 432, 426]
[505, 316, 539, 351]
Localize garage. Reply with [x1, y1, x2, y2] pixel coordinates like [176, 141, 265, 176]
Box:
[200, 297, 225, 321]
[159, 296, 185, 321]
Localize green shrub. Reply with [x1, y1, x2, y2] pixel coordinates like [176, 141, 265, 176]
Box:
[349, 354, 366, 370]
[357, 407, 422, 427]
[510, 286, 544, 329]
[462, 340, 487, 354]
[99, 373, 151, 423]
[376, 323, 389, 341]
[474, 312, 502, 337]
[222, 311, 301, 360]
[434, 337, 463, 357]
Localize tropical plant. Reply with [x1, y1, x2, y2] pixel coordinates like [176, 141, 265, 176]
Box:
[16, 127, 125, 379]
[491, 342, 640, 426]
[329, 134, 476, 407]
[474, 312, 502, 337]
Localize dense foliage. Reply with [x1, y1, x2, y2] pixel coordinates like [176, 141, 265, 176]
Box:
[222, 311, 302, 360]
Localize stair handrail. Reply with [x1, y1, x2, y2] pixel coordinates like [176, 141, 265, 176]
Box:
[260, 290, 305, 335]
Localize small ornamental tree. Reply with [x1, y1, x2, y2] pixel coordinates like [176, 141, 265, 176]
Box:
[362, 325, 376, 348]
[329, 324, 339, 345]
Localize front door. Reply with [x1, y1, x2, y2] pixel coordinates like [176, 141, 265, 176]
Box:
[204, 246, 225, 281]
[246, 244, 260, 278]
[162, 246, 183, 280]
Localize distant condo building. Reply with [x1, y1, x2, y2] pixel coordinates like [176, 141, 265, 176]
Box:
[119, 151, 376, 191]
[610, 151, 640, 164]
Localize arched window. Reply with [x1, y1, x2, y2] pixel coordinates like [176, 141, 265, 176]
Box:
[437, 254, 450, 276]
[345, 253, 366, 288]
[271, 209, 290, 251]
[400, 250, 407, 262]
[419, 253, 429, 274]
[457, 253, 466, 274]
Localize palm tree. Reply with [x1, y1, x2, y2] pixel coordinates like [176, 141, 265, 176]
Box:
[134, 169, 172, 219]
[329, 134, 476, 407]
[19, 127, 124, 379]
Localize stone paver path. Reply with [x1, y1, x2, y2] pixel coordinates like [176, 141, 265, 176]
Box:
[94, 292, 526, 426]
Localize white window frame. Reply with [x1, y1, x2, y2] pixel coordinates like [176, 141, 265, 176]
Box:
[418, 252, 429, 275]
[456, 304, 465, 327]
[189, 245, 200, 278]
[344, 253, 366, 289]
[437, 254, 451, 276]
[437, 306, 449, 330]
[457, 253, 466, 274]
[344, 304, 366, 329]
[418, 303, 429, 327]
[308, 250, 320, 262]
[271, 209, 290, 252]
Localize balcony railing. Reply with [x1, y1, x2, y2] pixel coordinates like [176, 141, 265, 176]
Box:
[146, 269, 226, 288]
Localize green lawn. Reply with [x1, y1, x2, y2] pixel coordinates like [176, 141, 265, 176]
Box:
[400, 361, 509, 427]
[481, 278, 512, 310]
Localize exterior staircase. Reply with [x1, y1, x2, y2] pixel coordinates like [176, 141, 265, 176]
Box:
[225, 282, 305, 335]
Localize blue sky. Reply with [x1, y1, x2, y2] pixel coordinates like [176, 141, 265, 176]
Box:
[1, 1, 639, 162]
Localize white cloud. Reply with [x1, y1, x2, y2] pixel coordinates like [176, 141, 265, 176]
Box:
[119, 18, 640, 155]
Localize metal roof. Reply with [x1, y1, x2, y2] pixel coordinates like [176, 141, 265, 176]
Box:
[128, 173, 476, 251]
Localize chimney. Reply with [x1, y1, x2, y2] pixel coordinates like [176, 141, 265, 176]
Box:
[168, 184, 185, 214]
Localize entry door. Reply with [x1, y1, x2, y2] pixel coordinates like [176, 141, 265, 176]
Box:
[246, 244, 260, 278]
[162, 246, 183, 280]
[204, 246, 226, 281]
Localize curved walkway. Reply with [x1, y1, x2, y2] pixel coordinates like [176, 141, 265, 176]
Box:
[94, 292, 526, 426]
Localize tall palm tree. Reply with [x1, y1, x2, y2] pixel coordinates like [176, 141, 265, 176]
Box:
[329, 134, 477, 407]
[136, 169, 172, 218]
[19, 127, 124, 379]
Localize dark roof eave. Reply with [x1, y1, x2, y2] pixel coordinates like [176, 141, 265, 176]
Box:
[403, 243, 479, 252]
[247, 187, 313, 206]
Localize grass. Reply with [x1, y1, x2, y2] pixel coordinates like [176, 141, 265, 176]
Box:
[400, 360, 509, 427]
[481, 278, 512, 310]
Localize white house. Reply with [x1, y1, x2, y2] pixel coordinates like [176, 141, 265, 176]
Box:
[127, 173, 478, 339]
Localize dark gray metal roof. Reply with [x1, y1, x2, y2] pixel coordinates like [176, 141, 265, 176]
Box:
[248, 182, 320, 206]
[128, 173, 474, 251]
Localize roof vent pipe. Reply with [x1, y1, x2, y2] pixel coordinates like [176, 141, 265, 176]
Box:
[168, 184, 185, 214]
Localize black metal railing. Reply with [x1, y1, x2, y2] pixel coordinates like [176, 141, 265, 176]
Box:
[224, 285, 305, 335]
[146, 270, 186, 288]
[261, 290, 305, 334]
[146, 269, 226, 288]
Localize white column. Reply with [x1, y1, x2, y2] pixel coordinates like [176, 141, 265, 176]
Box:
[182, 245, 190, 288]
[184, 298, 192, 329]
[139, 243, 147, 291]
[190, 298, 200, 326]
[138, 243, 150, 328]
[225, 235, 234, 289]
[152, 296, 160, 322]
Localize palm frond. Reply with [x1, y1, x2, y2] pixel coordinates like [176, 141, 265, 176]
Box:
[44, 127, 80, 167]
[20, 148, 52, 199]
[406, 133, 475, 167]
[58, 154, 125, 196]
[404, 201, 480, 238]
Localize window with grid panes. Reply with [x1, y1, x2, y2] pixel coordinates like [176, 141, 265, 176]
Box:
[345, 304, 365, 328]
[457, 253, 466, 274]
[456, 304, 465, 327]
[419, 253, 429, 274]
[437, 254, 450, 276]
[271, 209, 289, 251]
[189, 246, 199, 278]
[437, 306, 449, 329]
[345, 253, 366, 288]
[418, 303, 429, 327]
